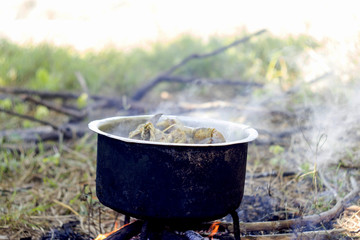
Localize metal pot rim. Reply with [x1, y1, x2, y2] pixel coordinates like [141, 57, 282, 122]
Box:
[88, 115, 258, 147]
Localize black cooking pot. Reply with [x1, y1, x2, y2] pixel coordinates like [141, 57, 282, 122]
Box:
[88, 115, 257, 223]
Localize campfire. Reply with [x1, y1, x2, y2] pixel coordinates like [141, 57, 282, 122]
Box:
[89, 115, 258, 240]
[94, 219, 227, 240]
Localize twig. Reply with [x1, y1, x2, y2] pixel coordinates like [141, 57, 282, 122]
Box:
[247, 171, 297, 179]
[75, 72, 89, 94]
[131, 29, 267, 100]
[171, 101, 297, 122]
[1, 128, 57, 142]
[0, 185, 33, 194]
[0, 86, 118, 103]
[239, 178, 359, 233]
[52, 199, 80, 216]
[240, 228, 346, 240]
[338, 161, 360, 169]
[0, 86, 145, 112]
[0, 107, 61, 130]
[254, 139, 289, 146]
[0, 125, 86, 143]
[75, 71, 93, 116]
[163, 29, 267, 77]
[156, 76, 264, 87]
[29, 215, 78, 219]
[23, 95, 87, 119]
[286, 72, 332, 95]
[318, 170, 338, 199]
[0, 87, 80, 99]
[0, 142, 53, 152]
[257, 126, 312, 139]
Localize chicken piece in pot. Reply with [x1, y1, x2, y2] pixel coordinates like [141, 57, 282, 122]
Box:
[128, 122, 156, 141]
[193, 128, 226, 144]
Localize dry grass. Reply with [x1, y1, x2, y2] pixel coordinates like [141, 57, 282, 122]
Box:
[1, 130, 358, 239]
[337, 205, 360, 237]
[1, 92, 360, 239]
[1, 42, 360, 240]
[0, 134, 99, 239]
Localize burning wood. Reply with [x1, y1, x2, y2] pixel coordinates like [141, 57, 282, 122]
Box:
[94, 220, 143, 240]
[208, 222, 220, 239]
[93, 220, 230, 240]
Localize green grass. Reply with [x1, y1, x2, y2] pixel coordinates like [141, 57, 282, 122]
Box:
[0, 32, 318, 97]
[0, 32, 320, 132]
[0, 135, 100, 238]
[4, 32, 359, 238]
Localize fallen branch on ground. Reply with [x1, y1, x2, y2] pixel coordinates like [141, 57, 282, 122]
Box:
[131, 29, 267, 101]
[257, 126, 312, 139]
[0, 107, 61, 130]
[240, 228, 346, 240]
[0, 86, 147, 112]
[247, 171, 297, 179]
[0, 141, 54, 153]
[23, 95, 87, 120]
[0, 86, 118, 105]
[286, 72, 333, 95]
[173, 101, 297, 120]
[238, 177, 359, 233]
[155, 76, 264, 87]
[0, 87, 80, 99]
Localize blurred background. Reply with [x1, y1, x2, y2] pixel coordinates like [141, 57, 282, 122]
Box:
[1, 0, 360, 50]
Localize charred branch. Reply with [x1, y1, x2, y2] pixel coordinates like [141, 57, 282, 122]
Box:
[161, 230, 188, 240]
[105, 220, 144, 240]
[247, 171, 297, 179]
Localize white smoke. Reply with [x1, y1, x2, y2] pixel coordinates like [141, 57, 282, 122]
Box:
[154, 35, 360, 170]
[290, 37, 360, 168]
[295, 79, 360, 167]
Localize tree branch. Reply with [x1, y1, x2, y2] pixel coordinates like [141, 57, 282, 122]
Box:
[239, 178, 359, 233]
[157, 76, 264, 87]
[0, 107, 61, 131]
[239, 229, 346, 240]
[23, 95, 87, 119]
[131, 29, 267, 101]
[0, 86, 116, 103]
[163, 29, 267, 76]
[0, 87, 80, 99]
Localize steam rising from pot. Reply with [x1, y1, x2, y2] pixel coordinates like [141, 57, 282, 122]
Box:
[154, 37, 360, 169]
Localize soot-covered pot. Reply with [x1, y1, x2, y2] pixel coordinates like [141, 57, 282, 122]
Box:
[88, 115, 257, 223]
